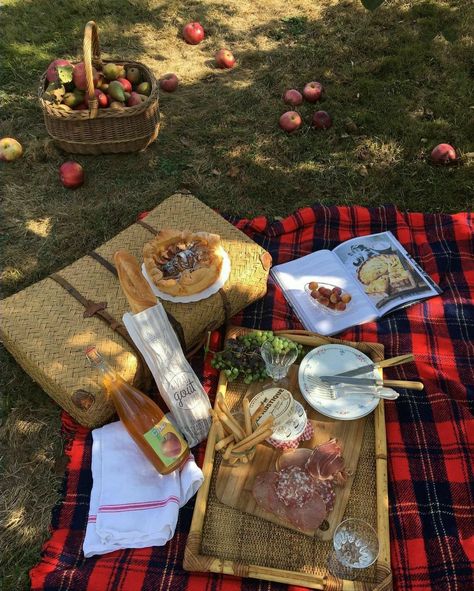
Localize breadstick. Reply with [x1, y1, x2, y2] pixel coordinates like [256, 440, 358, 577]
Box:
[217, 410, 245, 441]
[242, 398, 252, 437]
[232, 428, 273, 453]
[250, 403, 265, 429]
[231, 419, 274, 452]
[215, 433, 235, 451]
[223, 442, 235, 461]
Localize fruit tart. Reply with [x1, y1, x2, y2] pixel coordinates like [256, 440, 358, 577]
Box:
[143, 229, 224, 296]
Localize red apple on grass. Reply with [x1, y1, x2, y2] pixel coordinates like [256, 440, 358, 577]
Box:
[431, 143, 457, 165]
[59, 161, 84, 189]
[0, 137, 23, 162]
[279, 111, 302, 133]
[182, 22, 205, 44]
[283, 89, 303, 106]
[160, 73, 179, 92]
[215, 49, 236, 69]
[303, 81, 324, 103]
[312, 110, 332, 130]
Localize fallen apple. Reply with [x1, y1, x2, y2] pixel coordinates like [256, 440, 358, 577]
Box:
[0, 137, 23, 162]
[431, 143, 457, 165]
[312, 110, 332, 130]
[303, 81, 324, 103]
[283, 89, 303, 106]
[215, 48, 236, 69]
[182, 22, 205, 45]
[160, 73, 179, 92]
[59, 161, 84, 189]
[279, 111, 302, 133]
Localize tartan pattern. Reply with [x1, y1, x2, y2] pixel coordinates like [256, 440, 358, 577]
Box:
[30, 204, 474, 591]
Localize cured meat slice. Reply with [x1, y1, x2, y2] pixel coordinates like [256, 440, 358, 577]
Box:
[252, 472, 287, 520]
[275, 466, 315, 508]
[287, 490, 327, 531]
[306, 438, 344, 481]
[276, 448, 312, 471]
[313, 478, 336, 510]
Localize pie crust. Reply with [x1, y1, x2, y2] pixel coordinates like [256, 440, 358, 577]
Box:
[358, 254, 413, 296]
[143, 229, 224, 296]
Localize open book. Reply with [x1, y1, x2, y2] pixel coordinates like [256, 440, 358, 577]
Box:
[271, 231, 442, 336]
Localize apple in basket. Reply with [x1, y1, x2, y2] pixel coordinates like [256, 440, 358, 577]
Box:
[431, 143, 457, 165]
[85, 89, 108, 108]
[215, 49, 236, 69]
[127, 92, 145, 107]
[117, 77, 133, 93]
[73, 62, 100, 91]
[182, 21, 205, 45]
[283, 89, 303, 106]
[303, 81, 324, 103]
[46, 59, 72, 83]
[160, 73, 179, 92]
[0, 137, 23, 162]
[59, 161, 84, 189]
[279, 111, 302, 133]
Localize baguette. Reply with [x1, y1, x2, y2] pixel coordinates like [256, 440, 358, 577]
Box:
[114, 250, 157, 313]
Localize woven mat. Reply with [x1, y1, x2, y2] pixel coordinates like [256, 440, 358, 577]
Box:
[201, 379, 378, 583]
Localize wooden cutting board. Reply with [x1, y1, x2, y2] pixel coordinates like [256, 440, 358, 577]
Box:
[215, 365, 367, 540]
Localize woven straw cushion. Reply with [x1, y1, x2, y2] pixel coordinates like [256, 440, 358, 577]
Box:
[1, 193, 270, 427]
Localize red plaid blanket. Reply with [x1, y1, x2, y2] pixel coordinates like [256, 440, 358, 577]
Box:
[30, 204, 474, 591]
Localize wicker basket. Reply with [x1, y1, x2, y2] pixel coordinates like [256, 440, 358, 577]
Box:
[38, 21, 160, 154]
[0, 193, 271, 427]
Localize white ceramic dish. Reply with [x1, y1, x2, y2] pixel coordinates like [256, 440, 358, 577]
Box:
[141, 249, 231, 303]
[298, 344, 381, 420]
[304, 282, 352, 316]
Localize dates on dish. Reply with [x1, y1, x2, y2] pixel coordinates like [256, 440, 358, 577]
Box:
[306, 281, 352, 312]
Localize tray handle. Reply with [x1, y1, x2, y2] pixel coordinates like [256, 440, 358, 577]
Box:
[83, 20, 102, 119]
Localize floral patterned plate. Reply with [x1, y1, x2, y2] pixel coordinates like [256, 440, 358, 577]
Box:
[298, 344, 381, 421]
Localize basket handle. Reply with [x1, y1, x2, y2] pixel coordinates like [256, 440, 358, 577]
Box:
[83, 21, 101, 119]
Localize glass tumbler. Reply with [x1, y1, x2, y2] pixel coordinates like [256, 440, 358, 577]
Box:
[260, 340, 298, 389]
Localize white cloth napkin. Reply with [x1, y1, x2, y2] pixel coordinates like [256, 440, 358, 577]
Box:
[83, 421, 204, 558]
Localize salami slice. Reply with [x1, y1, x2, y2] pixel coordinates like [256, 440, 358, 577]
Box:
[313, 478, 336, 510]
[275, 465, 315, 508]
[287, 490, 327, 531]
[252, 472, 287, 520]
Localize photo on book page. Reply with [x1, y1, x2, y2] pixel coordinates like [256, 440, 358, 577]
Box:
[333, 232, 441, 313]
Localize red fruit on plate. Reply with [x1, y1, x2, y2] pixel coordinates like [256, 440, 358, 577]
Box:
[279, 111, 302, 133]
[46, 59, 72, 83]
[283, 89, 303, 106]
[215, 49, 236, 69]
[160, 73, 179, 92]
[312, 110, 332, 130]
[303, 81, 324, 103]
[0, 137, 23, 162]
[431, 143, 457, 165]
[182, 22, 205, 45]
[59, 161, 84, 189]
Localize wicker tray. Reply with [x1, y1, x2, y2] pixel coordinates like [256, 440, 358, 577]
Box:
[38, 21, 160, 154]
[184, 328, 392, 590]
[0, 194, 270, 427]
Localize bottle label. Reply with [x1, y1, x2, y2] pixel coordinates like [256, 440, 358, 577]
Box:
[143, 418, 187, 467]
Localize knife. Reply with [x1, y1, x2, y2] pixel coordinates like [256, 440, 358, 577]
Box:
[318, 375, 424, 390]
[332, 354, 414, 378]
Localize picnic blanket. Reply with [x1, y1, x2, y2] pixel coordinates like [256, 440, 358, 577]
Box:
[30, 204, 474, 591]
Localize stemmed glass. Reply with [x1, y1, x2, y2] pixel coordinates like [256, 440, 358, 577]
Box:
[260, 340, 298, 389]
[327, 518, 379, 581]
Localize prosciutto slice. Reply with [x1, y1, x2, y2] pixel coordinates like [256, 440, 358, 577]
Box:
[306, 438, 345, 481]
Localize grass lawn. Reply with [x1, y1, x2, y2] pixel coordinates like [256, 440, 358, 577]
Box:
[0, 0, 473, 588]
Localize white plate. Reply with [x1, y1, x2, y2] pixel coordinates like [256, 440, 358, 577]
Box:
[298, 344, 381, 421]
[141, 248, 231, 303]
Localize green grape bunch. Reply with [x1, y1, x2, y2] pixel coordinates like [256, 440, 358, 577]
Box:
[210, 331, 304, 385]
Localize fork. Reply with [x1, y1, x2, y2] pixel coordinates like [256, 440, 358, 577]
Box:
[305, 376, 399, 400]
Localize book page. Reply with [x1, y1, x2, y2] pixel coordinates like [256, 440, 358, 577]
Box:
[270, 250, 376, 336]
[333, 231, 441, 316]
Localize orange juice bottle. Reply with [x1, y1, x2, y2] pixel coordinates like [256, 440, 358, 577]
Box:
[86, 346, 189, 475]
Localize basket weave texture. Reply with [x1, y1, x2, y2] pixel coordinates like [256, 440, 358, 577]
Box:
[38, 21, 160, 154]
[0, 193, 270, 427]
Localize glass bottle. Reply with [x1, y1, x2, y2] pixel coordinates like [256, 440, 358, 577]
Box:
[86, 346, 189, 475]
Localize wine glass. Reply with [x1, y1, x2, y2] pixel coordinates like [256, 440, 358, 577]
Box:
[260, 340, 298, 389]
[327, 518, 379, 581]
